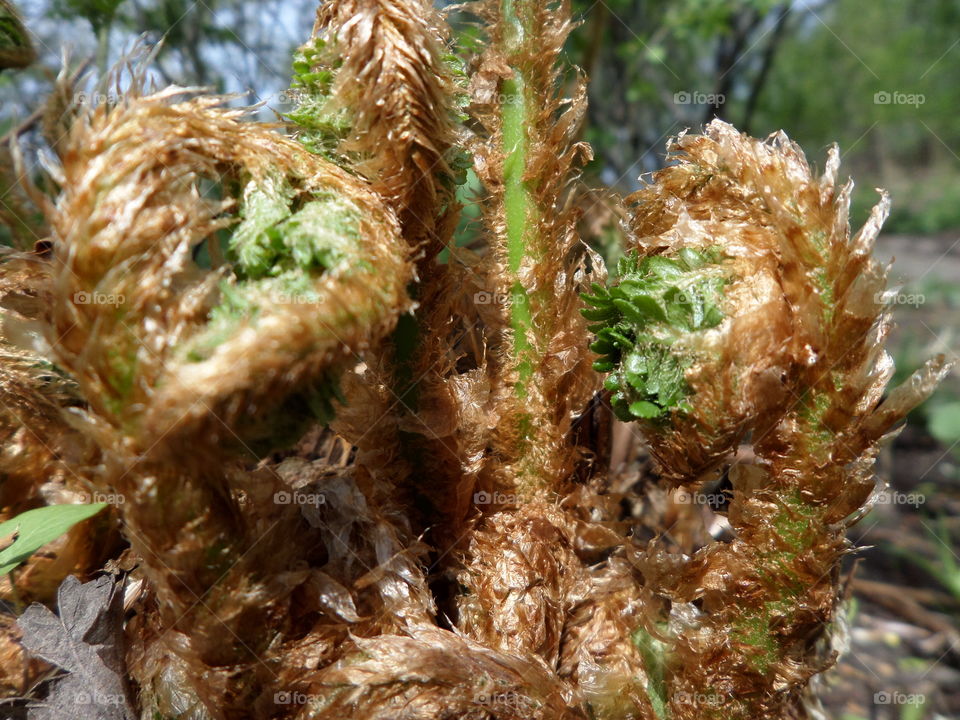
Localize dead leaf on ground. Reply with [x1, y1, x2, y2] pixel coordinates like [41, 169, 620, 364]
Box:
[16, 575, 133, 720]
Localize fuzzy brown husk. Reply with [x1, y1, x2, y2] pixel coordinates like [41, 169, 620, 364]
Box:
[629, 120, 950, 720]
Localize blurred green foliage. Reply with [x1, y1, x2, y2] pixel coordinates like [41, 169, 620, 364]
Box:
[754, 0, 960, 230]
[558, 0, 960, 232]
[52, 0, 126, 28]
[7, 0, 960, 235]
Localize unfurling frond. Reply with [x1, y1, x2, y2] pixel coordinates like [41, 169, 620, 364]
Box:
[308, 0, 463, 257]
[589, 120, 951, 719]
[47, 85, 411, 447]
[588, 121, 949, 486]
[33, 79, 415, 717]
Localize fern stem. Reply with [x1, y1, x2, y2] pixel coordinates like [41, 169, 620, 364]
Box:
[501, 0, 537, 398]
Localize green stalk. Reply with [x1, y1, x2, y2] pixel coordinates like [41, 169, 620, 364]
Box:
[500, 0, 537, 399]
[95, 22, 110, 76]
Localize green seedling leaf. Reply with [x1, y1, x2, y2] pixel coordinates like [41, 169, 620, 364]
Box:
[581, 288, 609, 307]
[0, 503, 108, 576]
[581, 306, 616, 322]
[582, 246, 728, 422]
[629, 400, 661, 418]
[643, 255, 683, 280]
[606, 329, 635, 349]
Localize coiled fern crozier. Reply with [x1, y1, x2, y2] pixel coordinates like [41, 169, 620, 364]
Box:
[0, 0, 949, 719]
